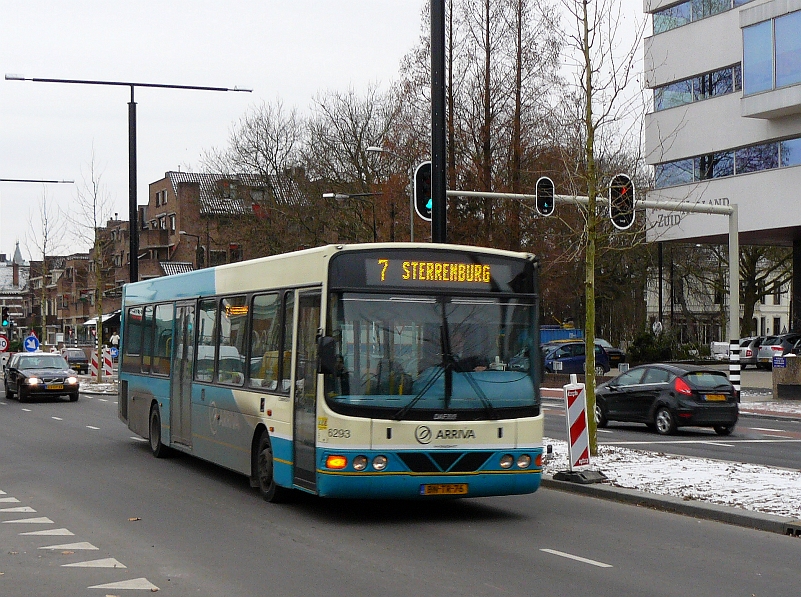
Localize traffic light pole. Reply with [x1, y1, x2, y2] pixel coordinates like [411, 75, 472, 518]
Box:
[447, 188, 741, 392]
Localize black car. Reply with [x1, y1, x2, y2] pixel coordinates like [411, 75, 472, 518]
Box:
[3, 352, 80, 403]
[594, 363, 738, 436]
[596, 339, 626, 368]
[61, 347, 89, 374]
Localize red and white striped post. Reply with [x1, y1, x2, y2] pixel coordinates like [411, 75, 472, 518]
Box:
[90, 351, 99, 379]
[102, 348, 113, 376]
[564, 377, 590, 470]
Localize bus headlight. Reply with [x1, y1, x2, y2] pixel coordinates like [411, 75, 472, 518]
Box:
[325, 455, 348, 470]
[352, 456, 368, 471]
[372, 455, 388, 471]
[517, 454, 532, 469]
[500, 454, 514, 469]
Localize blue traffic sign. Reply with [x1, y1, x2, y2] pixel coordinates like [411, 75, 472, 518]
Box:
[24, 334, 40, 352]
[110, 346, 119, 358]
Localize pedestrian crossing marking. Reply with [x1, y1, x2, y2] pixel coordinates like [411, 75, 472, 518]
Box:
[0, 497, 20, 503]
[88, 577, 159, 590]
[2, 517, 54, 523]
[62, 557, 126, 568]
[40, 541, 98, 550]
[20, 528, 74, 536]
[0, 506, 36, 513]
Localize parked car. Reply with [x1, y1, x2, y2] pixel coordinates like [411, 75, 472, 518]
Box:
[596, 339, 626, 368]
[739, 336, 764, 370]
[594, 363, 738, 436]
[3, 352, 80, 403]
[542, 340, 610, 376]
[756, 333, 801, 369]
[60, 347, 89, 374]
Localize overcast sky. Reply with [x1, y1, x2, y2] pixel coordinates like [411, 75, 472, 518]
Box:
[1, 0, 644, 261]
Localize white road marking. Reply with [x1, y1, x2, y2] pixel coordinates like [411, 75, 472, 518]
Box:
[541, 548, 613, 568]
[0, 497, 20, 503]
[603, 438, 801, 445]
[62, 557, 126, 568]
[0, 490, 6, 494]
[21, 408, 31, 412]
[749, 427, 784, 432]
[52, 416, 63, 421]
[2, 517, 54, 524]
[130, 436, 147, 442]
[597, 429, 613, 433]
[704, 442, 735, 447]
[97, 398, 108, 402]
[20, 528, 74, 536]
[39, 541, 98, 550]
[86, 425, 100, 430]
[88, 578, 159, 590]
[0, 506, 36, 513]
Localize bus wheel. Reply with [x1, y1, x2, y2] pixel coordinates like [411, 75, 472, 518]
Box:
[256, 431, 290, 503]
[149, 403, 170, 458]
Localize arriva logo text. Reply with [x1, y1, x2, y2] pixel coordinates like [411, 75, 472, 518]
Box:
[436, 429, 476, 440]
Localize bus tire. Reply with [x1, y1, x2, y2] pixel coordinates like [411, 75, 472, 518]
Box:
[149, 403, 170, 458]
[256, 430, 290, 503]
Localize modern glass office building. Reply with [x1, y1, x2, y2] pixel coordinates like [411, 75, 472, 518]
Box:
[644, 0, 801, 331]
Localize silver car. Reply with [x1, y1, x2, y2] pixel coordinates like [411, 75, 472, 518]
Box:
[739, 336, 764, 370]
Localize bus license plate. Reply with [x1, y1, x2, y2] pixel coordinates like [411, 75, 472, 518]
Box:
[705, 394, 726, 401]
[420, 483, 468, 496]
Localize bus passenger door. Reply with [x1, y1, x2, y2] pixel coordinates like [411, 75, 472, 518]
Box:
[171, 302, 195, 447]
[293, 290, 320, 491]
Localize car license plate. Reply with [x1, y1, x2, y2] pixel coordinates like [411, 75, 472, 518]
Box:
[47, 384, 64, 390]
[420, 483, 468, 496]
[705, 394, 726, 401]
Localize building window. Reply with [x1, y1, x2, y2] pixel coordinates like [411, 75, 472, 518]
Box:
[654, 134, 801, 188]
[653, 0, 753, 35]
[169, 214, 176, 232]
[774, 317, 782, 334]
[158, 216, 166, 230]
[743, 11, 801, 96]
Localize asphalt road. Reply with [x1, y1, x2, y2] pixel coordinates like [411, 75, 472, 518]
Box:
[543, 401, 801, 469]
[1, 391, 801, 596]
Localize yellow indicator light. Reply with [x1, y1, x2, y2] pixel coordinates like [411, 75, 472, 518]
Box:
[326, 455, 348, 470]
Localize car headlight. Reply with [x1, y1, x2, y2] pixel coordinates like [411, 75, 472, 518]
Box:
[25, 377, 40, 386]
[66, 377, 78, 385]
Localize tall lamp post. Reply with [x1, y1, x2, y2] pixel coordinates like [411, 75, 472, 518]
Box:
[366, 146, 415, 242]
[5, 74, 251, 283]
[179, 231, 203, 269]
[323, 192, 380, 243]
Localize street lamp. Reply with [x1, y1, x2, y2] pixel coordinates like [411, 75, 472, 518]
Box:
[366, 146, 415, 242]
[179, 231, 203, 269]
[5, 74, 252, 283]
[323, 192, 381, 243]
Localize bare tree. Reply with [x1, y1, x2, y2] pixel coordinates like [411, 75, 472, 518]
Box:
[67, 152, 117, 382]
[26, 188, 67, 343]
[560, 0, 646, 456]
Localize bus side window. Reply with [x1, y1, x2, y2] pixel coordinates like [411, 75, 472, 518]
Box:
[122, 306, 143, 373]
[140, 306, 154, 374]
[195, 299, 217, 382]
[249, 293, 281, 390]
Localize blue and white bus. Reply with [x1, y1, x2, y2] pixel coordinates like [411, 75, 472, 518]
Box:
[118, 243, 543, 501]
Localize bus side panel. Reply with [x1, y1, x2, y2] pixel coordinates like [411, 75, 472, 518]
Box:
[124, 374, 171, 441]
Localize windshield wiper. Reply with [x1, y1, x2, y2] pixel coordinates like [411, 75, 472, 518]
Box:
[450, 354, 497, 420]
[392, 366, 445, 420]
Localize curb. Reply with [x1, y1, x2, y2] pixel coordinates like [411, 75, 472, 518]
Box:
[541, 474, 801, 536]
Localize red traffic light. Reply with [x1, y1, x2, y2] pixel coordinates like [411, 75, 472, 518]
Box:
[609, 174, 635, 231]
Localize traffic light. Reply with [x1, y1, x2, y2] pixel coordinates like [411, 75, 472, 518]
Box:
[414, 161, 432, 222]
[535, 176, 555, 217]
[1, 307, 8, 327]
[609, 173, 636, 230]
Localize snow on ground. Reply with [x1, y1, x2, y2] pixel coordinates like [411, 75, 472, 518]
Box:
[543, 437, 801, 519]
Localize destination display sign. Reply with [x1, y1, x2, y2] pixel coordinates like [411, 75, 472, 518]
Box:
[329, 250, 534, 293]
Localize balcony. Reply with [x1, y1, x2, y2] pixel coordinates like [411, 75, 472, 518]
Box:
[139, 228, 171, 250]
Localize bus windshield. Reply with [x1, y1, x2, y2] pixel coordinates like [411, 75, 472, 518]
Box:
[325, 292, 538, 420]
